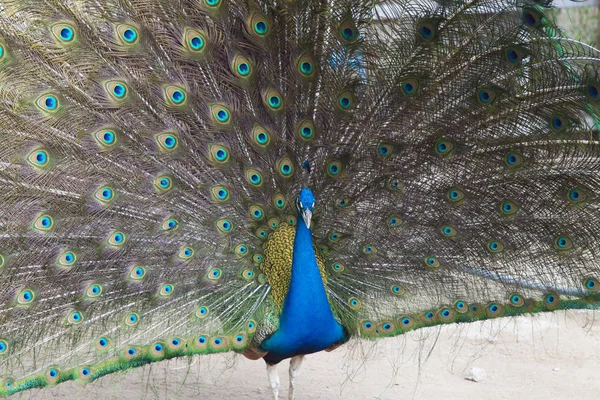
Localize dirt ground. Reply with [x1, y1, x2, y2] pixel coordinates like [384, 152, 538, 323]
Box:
[18, 310, 600, 399]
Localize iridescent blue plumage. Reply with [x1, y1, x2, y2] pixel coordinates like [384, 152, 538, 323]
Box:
[262, 189, 347, 364]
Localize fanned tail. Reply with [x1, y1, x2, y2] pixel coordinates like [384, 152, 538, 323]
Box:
[318, 0, 600, 338]
[1, 0, 600, 396]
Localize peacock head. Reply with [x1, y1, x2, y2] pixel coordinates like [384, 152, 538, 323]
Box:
[297, 188, 315, 229]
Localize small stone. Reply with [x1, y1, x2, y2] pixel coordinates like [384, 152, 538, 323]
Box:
[464, 367, 487, 382]
[553, 367, 560, 372]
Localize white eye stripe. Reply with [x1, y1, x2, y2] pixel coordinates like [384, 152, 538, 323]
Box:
[296, 196, 315, 210]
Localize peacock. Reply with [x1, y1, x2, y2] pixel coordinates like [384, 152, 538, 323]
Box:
[1, 0, 600, 398]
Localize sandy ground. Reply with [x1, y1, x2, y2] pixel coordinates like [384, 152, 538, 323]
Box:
[15, 309, 600, 400]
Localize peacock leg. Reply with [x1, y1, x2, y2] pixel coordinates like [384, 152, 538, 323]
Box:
[288, 354, 305, 400]
[266, 362, 280, 400]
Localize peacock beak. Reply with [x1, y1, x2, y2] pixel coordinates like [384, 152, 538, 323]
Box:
[302, 209, 312, 229]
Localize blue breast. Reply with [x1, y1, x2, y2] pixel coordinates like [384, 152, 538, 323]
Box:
[260, 214, 347, 364]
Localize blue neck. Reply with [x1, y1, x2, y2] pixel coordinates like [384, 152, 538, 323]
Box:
[261, 213, 346, 363]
